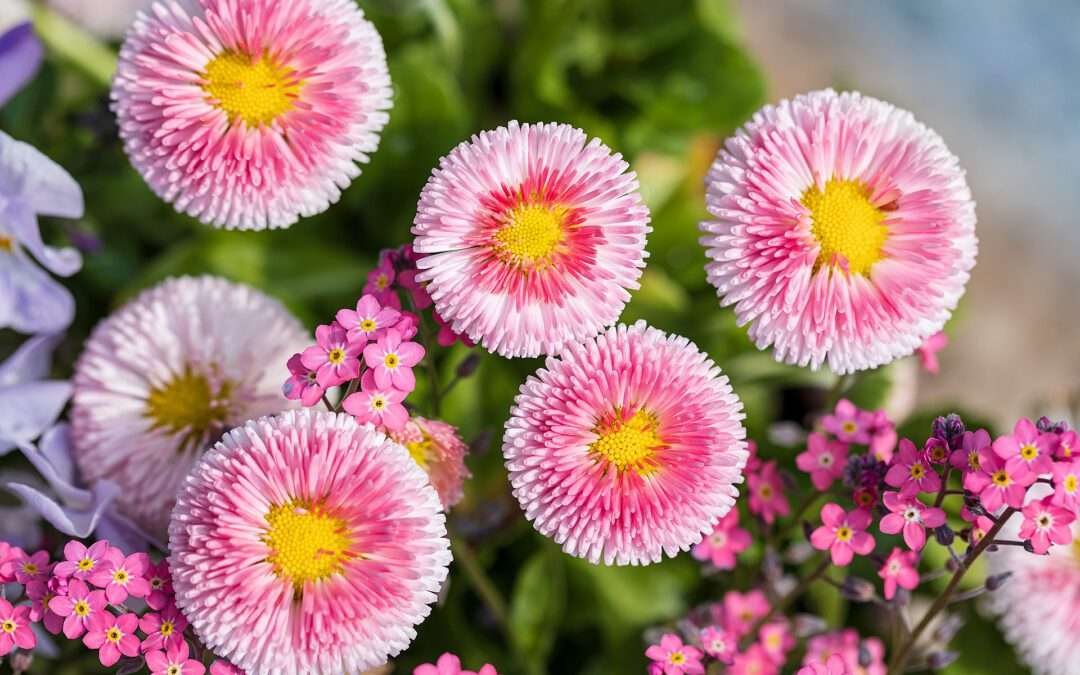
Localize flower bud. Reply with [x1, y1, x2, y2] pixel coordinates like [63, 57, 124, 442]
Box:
[841, 576, 876, 603]
[933, 613, 964, 643]
[455, 352, 481, 379]
[934, 525, 955, 547]
[926, 651, 960, 669]
[986, 571, 1013, 591]
[9, 652, 32, 675]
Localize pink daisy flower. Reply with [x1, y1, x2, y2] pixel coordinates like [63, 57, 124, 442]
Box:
[747, 461, 790, 525]
[722, 589, 771, 637]
[878, 491, 946, 551]
[0, 600, 34, 657]
[146, 641, 206, 675]
[822, 399, 873, 444]
[796, 432, 849, 490]
[337, 295, 401, 345]
[413, 121, 651, 358]
[700, 89, 977, 373]
[413, 653, 497, 675]
[1052, 460, 1080, 510]
[692, 510, 752, 570]
[84, 612, 140, 667]
[645, 634, 704, 675]
[810, 503, 875, 566]
[1018, 497, 1075, 554]
[89, 550, 150, 604]
[54, 539, 113, 581]
[884, 439, 940, 497]
[730, 644, 778, 675]
[878, 547, 919, 600]
[140, 604, 189, 653]
[388, 416, 472, 509]
[994, 418, 1055, 477]
[699, 626, 737, 664]
[282, 353, 325, 407]
[363, 329, 425, 391]
[144, 559, 174, 611]
[48, 578, 107, 639]
[951, 428, 991, 473]
[111, 0, 392, 230]
[302, 322, 362, 388]
[168, 410, 451, 674]
[342, 370, 410, 431]
[916, 331, 949, 374]
[964, 446, 1033, 512]
[71, 276, 308, 534]
[502, 321, 747, 565]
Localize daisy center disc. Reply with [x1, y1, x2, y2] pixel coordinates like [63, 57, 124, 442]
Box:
[590, 409, 663, 475]
[263, 501, 352, 588]
[203, 51, 300, 127]
[146, 368, 232, 439]
[406, 435, 432, 470]
[802, 178, 887, 275]
[494, 204, 566, 266]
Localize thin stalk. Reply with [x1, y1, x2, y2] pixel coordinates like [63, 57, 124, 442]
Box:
[449, 534, 510, 633]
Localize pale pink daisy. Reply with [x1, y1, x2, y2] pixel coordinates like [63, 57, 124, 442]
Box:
[796, 431, 849, 490]
[701, 89, 977, 373]
[364, 329, 425, 391]
[413, 121, 651, 358]
[342, 370, 409, 431]
[810, 503, 875, 566]
[878, 491, 946, 551]
[502, 321, 747, 565]
[1018, 497, 1075, 554]
[337, 294, 401, 345]
[0, 600, 34, 657]
[302, 322, 362, 387]
[878, 547, 919, 600]
[70, 275, 308, 534]
[168, 410, 451, 674]
[389, 416, 471, 509]
[112, 0, 392, 230]
[413, 653, 497, 675]
[645, 634, 704, 675]
[692, 510, 751, 570]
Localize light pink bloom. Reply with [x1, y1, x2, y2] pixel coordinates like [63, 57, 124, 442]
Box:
[878, 491, 946, 551]
[645, 634, 704, 675]
[730, 644, 778, 675]
[699, 626, 736, 664]
[916, 331, 948, 374]
[168, 410, 451, 674]
[1052, 460, 1080, 510]
[282, 353, 325, 407]
[144, 559, 174, 611]
[83, 611, 140, 667]
[868, 411, 898, 462]
[0, 543, 22, 583]
[413, 652, 497, 675]
[434, 309, 474, 348]
[967, 514, 996, 548]
[389, 416, 471, 508]
[804, 630, 885, 675]
[994, 418, 1055, 477]
[112, 0, 392, 230]
[878, 547, 919, 600]
[209, 660, 245, 675]
[413, 121, 651, 358]
[0, 600, 34, 656]
[822, 399, 873, 444]
[363, 329, 425, 391]
[140, 604, 189, 653]
[701, 89, 976, 374]
[89, 550, 149, 604]
[759, 621, 795, 664]
[25, 579, 63, 635]
[49, 578, 107, 639]
[1056, 429, 1078, 461]
[146, 640, 206, 675]
[964, 446, 1033, 512]
[342, 370, 409, 431]
[54, 539, 113, 580]
[748, 461, 790, 525]
[363, 257, 397, 305]
[796, 432, 849, 490]
[951, 428, 991, 473]
[395, 311, 420, 341]
[722, 590, 771, 637]
[302, 323, 362, 388]
[798, 655, 848, 675]
[11, 549, 49, 584]
[884, 439, 940, 497]
[337, 295, 401, 345]
[502, 321, 747, 565]
[1018, 497, 1075, 554]
[811, 503, 875, 566]
[692, 510, 751, 570]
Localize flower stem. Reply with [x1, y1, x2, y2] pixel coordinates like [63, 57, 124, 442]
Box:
[741, 556, 831, 649]
[449, 533, 510, 633]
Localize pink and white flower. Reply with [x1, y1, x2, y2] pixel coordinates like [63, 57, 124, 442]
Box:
[337, 295, 401, 345]
[363, 330, 425, 391]
[810, 503, 875, 566]
[342, 370, 409, 431]
[878, 491, 946, 551]
[302, 323, 362, 388]
[388, 416, 471, 509]
[692, 510, 752, 570]
[1018, 497, 1075, 554]
[879, 546, 919, 600]
[645, 634, 704, 675]
[699, 626, 736, 664]
[796, 432, 849, 490]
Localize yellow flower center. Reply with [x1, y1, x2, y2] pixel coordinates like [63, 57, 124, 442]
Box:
[1073, 538, 1080, 563]
[590, 410, 663, 475]
[1, 621, 14, 634]
[1066, 475, 1078, 494]
[992, 470, 1011, 487]
[1020, 443, 1038, 461]
[759, 485, 773, 499]
[0, 235, 13, 252]
[106, 627, 122, 643]
[909, 464, 925, 479]
[146, 368, 233, 446]
[835, 526, 853, 542]
[371, 396, 386, 410]
[406, 435, 433, 470]
[264, 501, 353, 588]
[150, 577, 164, 589]
[765, 633, 781, 650]
[802, 178, 888, 275]
[328, 347, 346, 365]
[494, 204, 567, 266]
[167, 667, 181, 675]
[669, 652, 686, 665]
[967, 452, 980, 471]
[160, 620, 174, 637]
[359, 319, 377, 333]
[203, 51, 300, 127]
[78, 557, 94, 571]
[113, 570, 129, 584]
[384, 353, 399, 369]
[22, 562, 38, 575]
[73, 600, 90, 617]
[841, 421, 858, 434]
[1063, 443, 1073, 458]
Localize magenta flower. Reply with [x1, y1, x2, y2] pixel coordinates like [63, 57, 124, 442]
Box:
[1056, 429, 1078, 460]
[336, 294, 401, 345]
[967, 514, 995, 547]
[282, 353, 325, 407]
[25, 579, 63, 634]
[396, 311, 420, 340]
[730, 644, 778, 675]
[878, 547, 919, 600]
[950, 428, 991, 473]
[363, 329, 425, 391]
[10, 549, 50, 584]
[146, 640, 206, 675]
[433, 309, 475, 348]
[83, 611, 140, 667]
[759, 621, 795, 664]
[994, 418, 1055, 477]
[700, 626, 736, 664]
[140, 604, 189, 653]
[811, 503, 875, 566]
[964, 446, 1033, 511]
[342, 370, 409, 431]
[723, 590, 771, 637]
[878, 492, 946, 551]
[88, 550, 149, 604]
[748, 461, 790, 524]
[796, 432, 849, 490]
[1018, 497, 1075, 554]
[1052, 460, 1080, 510]
[413, 652, 497, 675]
[645, 634, 704, 675]
[54, 539, 113, 580]
[916, 331, 948, 374]
[209, 661, 245, 675]
[0, 600, 34, 656]
[398, 269, 433, 310]
[884, 439, 940, 497]
[49, 578, 107, 639]
[822, 399, 873, 444]
[363, 258, 396, 304]
[144, 559, 174, 611]
[301, 323, 362, 388]
[924, 438, 950, 465]
[692, 510, 752, 570]
[868, 411, 898, 462]
[798, 655, 848, 675]
[0, 543, 22, 583]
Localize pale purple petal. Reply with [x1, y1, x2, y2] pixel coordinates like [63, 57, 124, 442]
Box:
[0, 130, 84, 220]
[0, 23, 42, 107]
[0, 332, 60, 386]
[0, 252, 75, 334]
[0, 381, 71, 448]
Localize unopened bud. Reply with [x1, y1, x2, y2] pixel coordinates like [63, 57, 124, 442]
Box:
[934, 525, 955, 547]
[926, 650, 960, 669]
[455, 352, 481, 379]
[1023, 540, 1036, 554]
[792, 613, 829, 638]
[841, 576, 876, 603]
[986, 572, 1013, 591]
[469, 430, 493, 456]
[858, 643, 873, 667]
[116, 658, 146, 675]
[932, 414, 965, 446]
[933, 613, 964, 643]
[9, 652, 32, 675]
[802, 520, 815, 542]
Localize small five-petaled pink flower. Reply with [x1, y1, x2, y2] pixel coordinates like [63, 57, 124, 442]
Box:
[0, 599, 35, 656]
[884, 439, 940, 497]
[364, 329, 425, 391]
[810, 503, 875, 566]
[145, 640, 206, 675]
[336, 294, 401, 345]
[1018, 497, 1075, 554]
[301, 323, 362, 388]
[83, 611, 140, 667]
[342, 370, 409, 431]
[878, 491, 946, 551]
[878, 547, 919, 600]
[692, 510, 752, 570]
[645, 633, 704, 675]
[796, 432, 849, 490]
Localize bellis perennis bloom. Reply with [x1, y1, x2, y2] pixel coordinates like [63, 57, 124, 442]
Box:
[646, 634, 704, 675]
[811, 503, 875, 566]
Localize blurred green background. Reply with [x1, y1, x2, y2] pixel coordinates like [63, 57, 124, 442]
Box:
[0, 0, 1036, 673]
